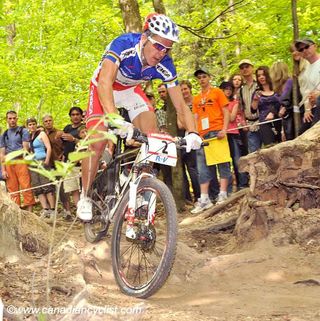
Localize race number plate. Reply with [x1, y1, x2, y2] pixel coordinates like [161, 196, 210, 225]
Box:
[147, 133, 177, 167]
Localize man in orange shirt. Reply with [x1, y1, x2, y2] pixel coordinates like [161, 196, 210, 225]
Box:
[191, 67, 231, 213]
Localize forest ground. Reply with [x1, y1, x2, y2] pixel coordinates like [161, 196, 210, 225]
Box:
[1, 198, 320, 321]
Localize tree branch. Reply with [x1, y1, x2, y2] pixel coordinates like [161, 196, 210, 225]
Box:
[179, 25, 249, 41]
[178, 0, 247, 32]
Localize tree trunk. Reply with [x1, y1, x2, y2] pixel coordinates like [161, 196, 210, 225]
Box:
[153, 0, 166, 14]
[165, 96, 185, 210]
[291, 0, 301, 136]
[235, 123, 320, 242]
[118, 0, 142, 33]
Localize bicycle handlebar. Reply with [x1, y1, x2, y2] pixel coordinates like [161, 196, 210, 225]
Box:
[110, 127, 208, 148]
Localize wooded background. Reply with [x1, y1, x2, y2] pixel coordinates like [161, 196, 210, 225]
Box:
[0, 0, 319, 129]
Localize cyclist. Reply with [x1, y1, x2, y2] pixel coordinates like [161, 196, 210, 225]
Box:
[77, 13, 202, 221]
[77, 13, 203, 221]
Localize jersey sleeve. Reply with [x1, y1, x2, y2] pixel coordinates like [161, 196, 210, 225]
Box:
[102, 34, 134, 67]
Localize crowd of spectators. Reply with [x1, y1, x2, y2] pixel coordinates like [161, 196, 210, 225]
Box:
[0, 38, 319, 216]
[0, 108, 86, 220]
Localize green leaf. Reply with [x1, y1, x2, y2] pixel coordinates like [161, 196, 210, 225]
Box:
[4, 150, 26, 162]
[5, 159, 34, 165]
[53, 161, 75, 177]
[29, 167, 56, 182]
[68, 151, 93, 162]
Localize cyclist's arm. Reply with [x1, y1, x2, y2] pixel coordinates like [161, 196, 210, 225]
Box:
[167, 85, 197, 132]
[97, 59, 119, 114]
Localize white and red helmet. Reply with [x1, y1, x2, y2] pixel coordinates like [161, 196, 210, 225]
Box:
[143, 13, 179, 43]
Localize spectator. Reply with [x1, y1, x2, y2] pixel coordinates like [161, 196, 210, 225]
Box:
[229, 72, 249, 160]
[0, 111, 35, 210]
[220, 81, 248, 190]
[251, 66, 281, 146]
[239, 59, 262, 152]
[42, 114, 70, 219]
[229, 73, 243, 100]
[26, 117, 55, 218]
[62, 107, 83, 214]
[42, 114, 64, 166]
[179, 80, 201, 203]
[270, 61, 295, 140]
[294, 38, 320, 133]
[191, 67, 231, 214]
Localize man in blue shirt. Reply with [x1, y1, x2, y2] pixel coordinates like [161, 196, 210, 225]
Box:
[78, 13, 203, 220]
[0, 111, 35, 210]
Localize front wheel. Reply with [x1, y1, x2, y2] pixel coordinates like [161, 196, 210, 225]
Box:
[111, 177, 177, 299]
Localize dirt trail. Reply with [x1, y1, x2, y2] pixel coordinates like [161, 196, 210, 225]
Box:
[76, 210, 320, 321]
[1, 206, 320, 321]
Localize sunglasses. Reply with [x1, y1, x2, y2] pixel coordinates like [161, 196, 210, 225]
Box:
[147, 36, 172, 53]
[297, 44, 310, 52]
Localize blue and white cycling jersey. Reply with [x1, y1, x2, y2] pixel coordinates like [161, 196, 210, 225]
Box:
[91, 33, 178, 89]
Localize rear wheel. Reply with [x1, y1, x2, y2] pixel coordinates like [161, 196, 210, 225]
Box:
[111, 177, 177, 298]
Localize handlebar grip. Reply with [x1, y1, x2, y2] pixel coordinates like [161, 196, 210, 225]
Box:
[177, 138, 208, 148]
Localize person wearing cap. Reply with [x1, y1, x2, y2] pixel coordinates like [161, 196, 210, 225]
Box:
[190, 67, 231, 214]
[294, 38, 320, 133]
[77, 13, 203, 221]
[0, 111, 35, 210]
[238, 59, 262, 153]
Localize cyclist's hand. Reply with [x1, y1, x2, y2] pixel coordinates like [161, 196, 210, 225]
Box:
[184, 132, 202, 153]
[113, 119, 134, 140]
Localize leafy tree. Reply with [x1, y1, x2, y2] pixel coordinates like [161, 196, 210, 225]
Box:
[0, 0, 319, 130]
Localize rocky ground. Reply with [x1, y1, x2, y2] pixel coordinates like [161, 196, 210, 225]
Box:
[1, 194, 320, 321]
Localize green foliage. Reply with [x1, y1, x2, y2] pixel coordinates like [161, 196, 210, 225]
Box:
[1, 0, 320, 124]
[167, 0, 320, 85]
[0, 0, 123, 129]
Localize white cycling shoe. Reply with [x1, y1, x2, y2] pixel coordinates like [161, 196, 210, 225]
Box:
[77, 196, 93, 221]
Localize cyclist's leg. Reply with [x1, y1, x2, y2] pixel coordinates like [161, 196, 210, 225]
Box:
[132, 111, 158, 133]
[83, 82, 108, 194]
[78, 83, 108, 220]
[117, 85, 158, 133]
[81, 125, 107, 194]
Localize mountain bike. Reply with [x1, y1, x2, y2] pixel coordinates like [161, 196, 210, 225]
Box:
[84, 127, 180, 299]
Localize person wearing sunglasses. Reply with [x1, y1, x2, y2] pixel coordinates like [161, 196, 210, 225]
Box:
[77, 13, 202, 221]
[294, 38, 320, 134]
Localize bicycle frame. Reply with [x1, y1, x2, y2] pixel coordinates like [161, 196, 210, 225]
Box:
[104, 139, 155, 230]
